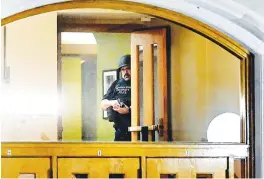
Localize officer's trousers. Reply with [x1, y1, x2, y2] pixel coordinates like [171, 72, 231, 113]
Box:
[114, 125, 131, 141]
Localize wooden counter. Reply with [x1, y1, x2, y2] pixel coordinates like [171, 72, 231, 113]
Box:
[1, 142, 249, 178]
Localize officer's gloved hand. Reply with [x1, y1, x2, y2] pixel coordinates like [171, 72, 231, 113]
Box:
[107, 106, 118, 122]
[110, 100, 119, 107]
[118, 99, 130, 108]
[113, 104, 129, 114]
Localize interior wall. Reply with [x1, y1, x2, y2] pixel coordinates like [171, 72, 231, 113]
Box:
[61, 57, 82, 141]
[94, 33, 131, 141]
[174, 29, 240, 141]
[1, 12, 58, 141]
[61, 44, 97, 141]
[61, 44, 96, 55]
[204, 39, 240, 138]
[81, 55, 97, 141]
[147, 20, 240, 141]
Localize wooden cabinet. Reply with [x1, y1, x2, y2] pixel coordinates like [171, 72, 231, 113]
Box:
[58, 158, 140, 178]
[1, 143, 247, 178]
[147, 158, 231, 178]
[1, 158, 51, 178]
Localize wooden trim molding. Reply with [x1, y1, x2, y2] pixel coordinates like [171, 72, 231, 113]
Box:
[58, 23, 147, 33]
[1, 142, 249, 158]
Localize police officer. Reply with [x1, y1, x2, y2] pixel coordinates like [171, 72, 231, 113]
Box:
[101, 54, 131, 141]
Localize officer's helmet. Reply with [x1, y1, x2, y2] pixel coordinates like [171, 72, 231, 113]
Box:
[118, 54, 131, 70]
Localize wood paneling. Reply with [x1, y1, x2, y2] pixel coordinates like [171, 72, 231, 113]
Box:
[147, 158, 228, 178]
[1, 143, 248, 158]
[1, 143, 248, 178]
[58, 158, 139, 178]
[1, 158, 51, 178]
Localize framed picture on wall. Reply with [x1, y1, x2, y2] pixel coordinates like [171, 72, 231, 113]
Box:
[102, 69, 118, 119]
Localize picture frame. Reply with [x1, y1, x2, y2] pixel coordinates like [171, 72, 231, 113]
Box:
[102, 69, 118, 119]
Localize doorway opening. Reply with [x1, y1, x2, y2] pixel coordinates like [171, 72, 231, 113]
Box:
[60, 32, 97, 141]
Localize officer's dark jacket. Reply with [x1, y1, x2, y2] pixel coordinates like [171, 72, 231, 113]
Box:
[103, 78, 131, 130]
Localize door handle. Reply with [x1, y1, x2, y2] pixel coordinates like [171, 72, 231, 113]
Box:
[128, 118, 164, 137]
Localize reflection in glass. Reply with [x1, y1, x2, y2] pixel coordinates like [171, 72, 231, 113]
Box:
[207, 112, 240, 142]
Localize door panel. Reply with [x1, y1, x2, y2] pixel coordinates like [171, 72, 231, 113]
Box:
[131, 28, 168, 141]
[1, 158, 51, 178]
[58, 158, 140, 178]
[147, 158, 228, 178]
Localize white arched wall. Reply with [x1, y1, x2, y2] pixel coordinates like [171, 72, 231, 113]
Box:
[1, 0, 264, 177]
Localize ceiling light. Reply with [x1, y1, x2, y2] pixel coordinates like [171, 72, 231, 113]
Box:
[61, 32, 97, 44]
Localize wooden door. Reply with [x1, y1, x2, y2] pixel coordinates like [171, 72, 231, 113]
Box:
[1, 158, 51, 178]
[147, 158, 231, 178]
[58, 158, 140, 178]
[131, 27, 168, 141]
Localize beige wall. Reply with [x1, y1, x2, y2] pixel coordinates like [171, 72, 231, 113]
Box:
[61, 57, 82, 141]
[1, 12, 58, 141]
[147, 20, 240, 141]
[173, 27, 240, 141]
